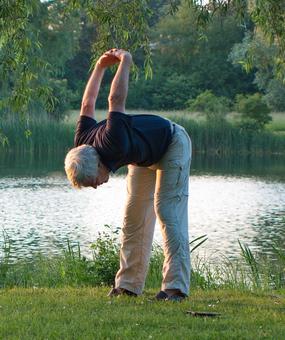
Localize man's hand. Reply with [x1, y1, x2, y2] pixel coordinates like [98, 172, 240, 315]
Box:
[97, 51, 120, 68]
[105, 48, 132, 63]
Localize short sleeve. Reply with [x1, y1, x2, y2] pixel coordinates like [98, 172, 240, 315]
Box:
[105, 112, 132, 154]
[74, 116, 97, 146]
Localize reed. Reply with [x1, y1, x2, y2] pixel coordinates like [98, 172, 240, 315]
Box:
[0, 115, 74, 156]
[1, 114, 285, 157]
[172, 116, 285, 156]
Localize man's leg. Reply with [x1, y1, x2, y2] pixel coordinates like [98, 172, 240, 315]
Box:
[115, 165, 156, 295]
[154, 125, 192, 296]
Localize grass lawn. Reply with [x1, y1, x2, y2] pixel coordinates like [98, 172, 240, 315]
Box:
[0, 288, 284, 339]
[266, 112, 285, 133]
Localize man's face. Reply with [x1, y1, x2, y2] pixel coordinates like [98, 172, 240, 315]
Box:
[86, 162, 110, 189]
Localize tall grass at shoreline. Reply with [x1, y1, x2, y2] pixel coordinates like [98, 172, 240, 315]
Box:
[1, 112, 285, 156]
[172, 115, 285, 156]
[1, 229, 284, 291]
[0, 115, 74, 156]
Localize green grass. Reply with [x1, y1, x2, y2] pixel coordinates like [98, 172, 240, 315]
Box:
[1, 233, 284, 338]
[266, 112, 285, 133]
[0, 287, 284, 339]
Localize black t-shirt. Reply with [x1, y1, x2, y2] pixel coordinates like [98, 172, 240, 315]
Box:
[74, 111, 172, 172]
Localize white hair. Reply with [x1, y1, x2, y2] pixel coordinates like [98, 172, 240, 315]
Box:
[64, 144, 100, 188]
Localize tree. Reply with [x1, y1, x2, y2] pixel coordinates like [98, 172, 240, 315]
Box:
[230, 32, 285, 111]
[190, 0, 285, 82]
[0, 0, 157, 116]
[152, 1, 256, 100]
[0, 0, 82, 118]
[1, 0, 285, 115]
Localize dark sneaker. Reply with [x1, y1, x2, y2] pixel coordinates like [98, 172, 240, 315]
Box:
[108, 287, 137, 297]
[167, 293, 186, 302]
[155, 290, 187, 302]
[155, 290, 168, 300]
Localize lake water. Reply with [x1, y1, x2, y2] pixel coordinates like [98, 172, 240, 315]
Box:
[0, 152, 284, 260]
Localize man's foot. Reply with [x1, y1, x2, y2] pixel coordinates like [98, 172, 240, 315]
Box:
[155, 290, 168, 300]
[108, 287, 137, 297]
[155, 290, 187, 302]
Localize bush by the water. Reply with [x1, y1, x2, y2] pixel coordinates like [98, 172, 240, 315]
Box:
[235, 93, 272, 130]
[186, 90, 231, 121]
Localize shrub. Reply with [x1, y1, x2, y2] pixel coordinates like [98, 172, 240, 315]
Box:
[235, 93, 272, 130]
[264, 79, 285, 111]
[186, 90, 231, 121]
[90, 226, 120, 286]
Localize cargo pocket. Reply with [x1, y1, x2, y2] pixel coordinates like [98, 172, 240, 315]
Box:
[155, 160, 183, 198]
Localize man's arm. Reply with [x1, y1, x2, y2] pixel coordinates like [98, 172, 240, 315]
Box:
[108, 50, 132, 113]
[80, 52, 119, 118]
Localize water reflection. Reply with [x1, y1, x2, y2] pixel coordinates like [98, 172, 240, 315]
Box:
[188, 176, 285, 259]
[252, 211, 285, 256]
[192, 154, 285, 181]
[1, 151, 284, 181]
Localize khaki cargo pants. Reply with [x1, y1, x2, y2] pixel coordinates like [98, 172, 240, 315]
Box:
[115, 124, 192, 295]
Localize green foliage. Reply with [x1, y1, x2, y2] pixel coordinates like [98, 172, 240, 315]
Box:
[264, 79, 285, 111]
[0, 231, 12, 287]
[1, 229, 285, 291]
[60, 240, 90, 286]
[187, 90, 231, 121]
[191, 0, 285, 70]
[90, 226, 120, 286]
[190, 234, 208, 253]
[145, 244, 164, 289]
[150, 73, 193, 110]
[230, 32, 285, 111]
[121, 2, 256, 110]
[2, 0, 285, 114]
[152, 2, 255, 104]
[0, 115, 74, 155]
[47, 79, 75, 120]
[235, 93, 272, 130]
[172, 114, 285, 155]
[0, 0, 42, 110]
[0, 0, 80, 118]
[0, 0, 160, 116]
[239, 240, 261, 289]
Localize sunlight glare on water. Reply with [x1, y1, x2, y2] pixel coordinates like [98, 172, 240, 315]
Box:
[0, 174, 284, 259]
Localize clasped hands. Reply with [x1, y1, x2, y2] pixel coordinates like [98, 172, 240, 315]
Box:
[97, 48, 132, 68]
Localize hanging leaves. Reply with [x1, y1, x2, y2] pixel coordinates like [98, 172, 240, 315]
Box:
[0, 0, 155, 116]
[1, 0, 285, 117]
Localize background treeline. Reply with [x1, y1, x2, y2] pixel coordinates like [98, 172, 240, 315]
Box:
[1, 0, 285, 120]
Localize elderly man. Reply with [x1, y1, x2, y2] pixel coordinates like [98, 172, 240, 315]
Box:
[65, 49, 192, 301]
